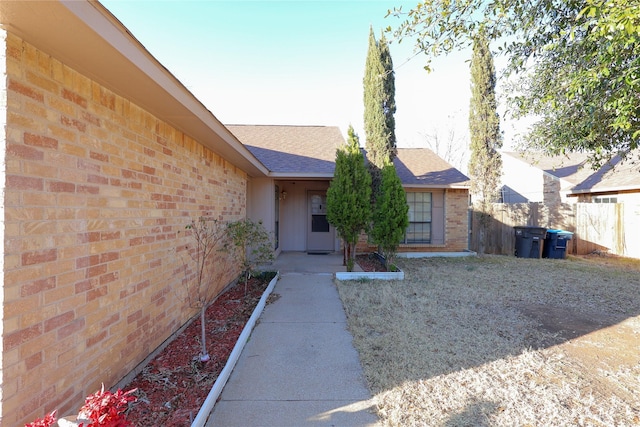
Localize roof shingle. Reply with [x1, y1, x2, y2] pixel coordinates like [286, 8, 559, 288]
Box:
[226, 125, 342, 175]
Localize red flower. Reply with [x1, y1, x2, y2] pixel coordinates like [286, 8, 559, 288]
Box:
[78, 384, 137, 427]
[25, 410, 57, 427]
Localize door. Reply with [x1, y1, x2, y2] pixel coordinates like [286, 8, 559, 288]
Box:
[307, 191, 335, 252]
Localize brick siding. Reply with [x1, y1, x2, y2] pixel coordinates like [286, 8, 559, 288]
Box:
[2, 34, 245, 425]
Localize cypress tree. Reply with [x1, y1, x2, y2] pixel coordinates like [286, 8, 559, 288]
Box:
[370, 161, 409, 269]
[468, 29, 502, 253]
[326, 126, 372, 271]
[364, 27, 397, 193]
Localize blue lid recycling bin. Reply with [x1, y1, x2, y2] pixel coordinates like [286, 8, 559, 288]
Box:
[542, 229, 573, 259]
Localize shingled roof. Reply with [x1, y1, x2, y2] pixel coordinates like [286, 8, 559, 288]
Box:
[503, 151, 640, 195]
[227, 125, 470, 187]
[226, 125, 343, 178]
[394, 148, 470, 188]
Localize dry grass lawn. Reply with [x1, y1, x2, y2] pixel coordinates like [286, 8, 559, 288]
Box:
[337, 255, 640, 426]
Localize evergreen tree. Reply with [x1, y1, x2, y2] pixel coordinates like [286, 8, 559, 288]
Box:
[370, 162, 409, 270]
[364, 26, 397, 193]
[326, 126, 372, 271]
[468, 30, 502, 210]
[468, 30, 502, 253]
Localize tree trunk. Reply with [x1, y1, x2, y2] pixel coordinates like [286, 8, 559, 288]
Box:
[200, 306, 210, 362]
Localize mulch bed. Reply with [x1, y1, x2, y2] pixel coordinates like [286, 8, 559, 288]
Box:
[124, 273, 274, 427]
[124, 255, 379, 426]
[355, 253, 389, 272]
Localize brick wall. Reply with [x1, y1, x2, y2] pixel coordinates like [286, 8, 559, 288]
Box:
[444, 189, 470, 252]
[2, 34, 246, 425]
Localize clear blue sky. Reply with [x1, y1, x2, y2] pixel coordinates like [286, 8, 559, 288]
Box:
[101, 0, 492, 167]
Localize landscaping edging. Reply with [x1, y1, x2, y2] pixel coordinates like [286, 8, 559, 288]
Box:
[335, 270, 404, 281]
[190, 271, 280, 427]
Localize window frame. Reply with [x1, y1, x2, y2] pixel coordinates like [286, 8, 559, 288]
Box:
[404, 191, 432, 244]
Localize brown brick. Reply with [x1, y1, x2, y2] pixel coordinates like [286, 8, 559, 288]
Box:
[86, 286, 107, 302]
[21, 249, 57, 266]
[86, 330, 108, 348]
[74, 279, 94, 294]
[61, 116, 86, 132]
[24, 132, 58, 149]
[62, 88, 88, 108]
[99, 271, 119, 285]
[101, 313, 120, 329]
[8, 79, 44, 102]
[4, 324, 43, 351]
[89, 151, 108, 162]
[24, 351, 43, 370]
[21, 277, 56, 297]
[8, 143, 45, 161]
[57, 318, 85, 340]
[86, 264, 107, 278]
[6, 175, 44, 191]
[46, 181, 75, 193]
[44, 311, 75, 333]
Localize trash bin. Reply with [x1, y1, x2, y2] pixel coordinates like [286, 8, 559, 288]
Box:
[514, 226, 547, 258]
[542, 229, 574, 259]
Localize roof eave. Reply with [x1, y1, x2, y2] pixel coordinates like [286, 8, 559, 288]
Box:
[402, 184, 471, 189]
[0, 0, 269, 177]
[269, 172, 335, 180]
[569, 185, 640, 196]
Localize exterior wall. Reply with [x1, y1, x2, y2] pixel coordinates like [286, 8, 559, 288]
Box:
[356, 188, 470, 254]
[247, 177, 277, 250]
[443, 188, 471, 251]
[277, 180, 337, 252]
[2, 34, 246, 425]
[501, 154, 544, 203]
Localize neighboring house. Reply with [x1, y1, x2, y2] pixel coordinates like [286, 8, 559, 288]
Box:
[0, 2, 470, 424]
[502, 151, 640, 204]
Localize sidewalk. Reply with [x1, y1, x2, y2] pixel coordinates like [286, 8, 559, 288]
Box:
[206, 252, 379, 426]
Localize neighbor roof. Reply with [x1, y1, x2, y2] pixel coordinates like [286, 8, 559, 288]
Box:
[502, 151, 640, 195]
[226, 125, 343, 178]
[394, 148, 471, 188]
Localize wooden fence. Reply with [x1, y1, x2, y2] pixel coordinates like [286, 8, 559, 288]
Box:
[470, 202, 637, 258]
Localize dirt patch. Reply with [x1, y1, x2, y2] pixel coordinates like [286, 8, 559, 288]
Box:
[519, 303, 617, 341]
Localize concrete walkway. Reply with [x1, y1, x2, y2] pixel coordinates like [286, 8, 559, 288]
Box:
[206, 252, 379, 427]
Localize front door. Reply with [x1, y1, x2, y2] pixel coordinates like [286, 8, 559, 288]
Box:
[307, 191, 334, 252]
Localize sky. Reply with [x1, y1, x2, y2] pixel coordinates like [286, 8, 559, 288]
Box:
[100, 0, 516, 172]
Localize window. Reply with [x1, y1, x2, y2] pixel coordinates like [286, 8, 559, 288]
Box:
[593, 196, 618, 203]
[404, 192, 432, 243]
[310, 194, 330, 232]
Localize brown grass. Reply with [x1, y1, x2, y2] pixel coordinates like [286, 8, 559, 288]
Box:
[336, 255, 640, 426]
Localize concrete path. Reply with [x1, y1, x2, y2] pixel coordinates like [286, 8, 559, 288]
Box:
[206, 252, 379, 427]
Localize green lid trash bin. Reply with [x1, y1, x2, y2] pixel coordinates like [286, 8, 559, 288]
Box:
[514, 226, 547, 258]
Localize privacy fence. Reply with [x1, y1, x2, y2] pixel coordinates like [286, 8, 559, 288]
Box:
[470, 202, 640, 259]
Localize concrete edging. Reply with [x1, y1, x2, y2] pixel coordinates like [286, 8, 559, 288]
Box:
[335, 270, 404, 281]
[191, 271, 280, 427]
